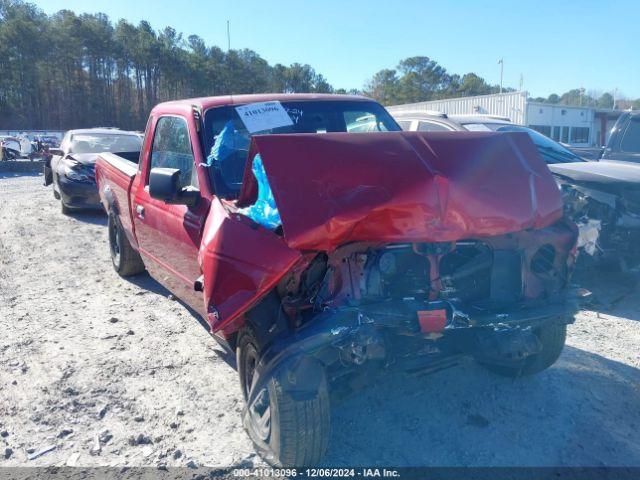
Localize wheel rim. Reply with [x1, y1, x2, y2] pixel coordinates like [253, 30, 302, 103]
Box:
[108, 217, 121, 265]
[244, 347, 271, 442]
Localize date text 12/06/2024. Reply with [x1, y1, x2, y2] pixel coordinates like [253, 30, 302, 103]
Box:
[232, 468, 401, 478]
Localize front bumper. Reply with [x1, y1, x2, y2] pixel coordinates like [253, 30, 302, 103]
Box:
[254, 291, 583, 381]
[242, 291, 584, 447]
[57, 175, 101, 209]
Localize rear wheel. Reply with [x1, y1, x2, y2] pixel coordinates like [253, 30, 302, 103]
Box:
[108, 213, 145, 276]
[481, 322, 567, 377]
[237, 328, 330, 466]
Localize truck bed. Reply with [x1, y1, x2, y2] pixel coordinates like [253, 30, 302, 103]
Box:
[95, 152, 139, 249]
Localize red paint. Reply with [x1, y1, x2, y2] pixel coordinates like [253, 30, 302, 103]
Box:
[417, 309, 447, 333]
[241, 131, 563, 251]
[96, 94, 566, 339]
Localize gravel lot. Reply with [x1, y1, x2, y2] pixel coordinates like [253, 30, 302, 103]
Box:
[1, 172, 639, 468]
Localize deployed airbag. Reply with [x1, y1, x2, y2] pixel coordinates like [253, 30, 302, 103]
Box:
[238, 154, 282, 230]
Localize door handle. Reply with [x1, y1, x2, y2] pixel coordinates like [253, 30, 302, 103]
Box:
[135, 204, 145, 219]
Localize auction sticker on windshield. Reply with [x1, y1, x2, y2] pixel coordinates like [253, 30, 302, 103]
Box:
[235, 101, 294, 133]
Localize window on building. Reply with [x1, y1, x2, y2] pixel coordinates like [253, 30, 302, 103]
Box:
[561, 126, 570, 143]
[530, 125, 552, 137]
[552, 126, 561, 141]
[570, 127, 590, 144]
[621, 117, 640, 153]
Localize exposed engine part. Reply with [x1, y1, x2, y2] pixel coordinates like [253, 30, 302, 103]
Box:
[560, 181, 640, 267]
[577, 220, 602, 256]
[278, 219, 576, 327]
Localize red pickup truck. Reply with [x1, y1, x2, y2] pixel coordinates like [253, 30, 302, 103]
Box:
[96, 93, 580, 466]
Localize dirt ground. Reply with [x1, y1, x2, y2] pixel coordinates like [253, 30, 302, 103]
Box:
[1, 172, 639, 468]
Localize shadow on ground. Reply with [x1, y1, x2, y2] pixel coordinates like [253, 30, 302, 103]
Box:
[125, 271, 237, 366]
[324, 346, 640, 467]
[65, 209, 107, 226]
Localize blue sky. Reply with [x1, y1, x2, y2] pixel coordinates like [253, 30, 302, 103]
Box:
[35, 0, 640, 99]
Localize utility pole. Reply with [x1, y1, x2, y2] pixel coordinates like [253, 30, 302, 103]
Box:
[580, 86, 585, 106]
[612, 87, 617, 110]
[498, 58, 504, 93]
[227, 20, 231, 51]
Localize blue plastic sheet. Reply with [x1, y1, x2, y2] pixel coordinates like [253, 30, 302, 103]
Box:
[207, 121, 250, 195]
[238, 154, 282, 230]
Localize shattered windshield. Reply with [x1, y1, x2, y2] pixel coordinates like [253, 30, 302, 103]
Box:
[69, 133, 142, 154]
[204, 100, 400, 198]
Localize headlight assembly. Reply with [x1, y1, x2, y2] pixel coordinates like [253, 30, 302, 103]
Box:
[62, 160, 90, 181]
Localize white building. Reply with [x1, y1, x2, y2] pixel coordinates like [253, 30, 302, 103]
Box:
[388, 91, 622, 147]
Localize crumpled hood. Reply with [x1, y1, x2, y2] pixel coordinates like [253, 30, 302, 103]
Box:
[67, 153, 99, 166]
[550, 160, 640, 192]
[239, 131, 563, 251]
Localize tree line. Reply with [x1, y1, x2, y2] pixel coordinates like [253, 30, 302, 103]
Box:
[1, 0, 637, 131]
[0, 0, 335, 130]
[363, 60, 639, 110]
[363, 57, 509, 105]
[530, 89, 640, 110]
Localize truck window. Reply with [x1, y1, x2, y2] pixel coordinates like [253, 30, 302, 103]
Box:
[621, 117, 640, 153]
[418, 121, 452, 132]
[345, 112, 390, 132]
[150, 116, 196, 189]
[204, 100, 400, 198]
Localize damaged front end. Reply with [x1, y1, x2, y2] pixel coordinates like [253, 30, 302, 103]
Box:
[241, 218, 582, 457]
[264, 217, 578, 377]
[210, 131, 584, 461]
[552, 161, 640, 269]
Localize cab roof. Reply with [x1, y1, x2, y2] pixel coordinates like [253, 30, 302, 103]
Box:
[154, 93, 374, 114]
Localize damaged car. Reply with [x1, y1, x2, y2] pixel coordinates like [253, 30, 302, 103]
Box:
[392, 111, 640, 269]
[44, 128, 142, 214]
[552, 161, 640, 269]
[95, 94, 581, 466]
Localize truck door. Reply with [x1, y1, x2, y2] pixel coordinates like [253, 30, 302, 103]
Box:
[132, 115, 209, 316]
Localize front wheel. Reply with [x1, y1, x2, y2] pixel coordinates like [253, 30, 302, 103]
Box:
[237, 329, 330, 466]
[481, 322, 567, 377]
[60, 199, 72, 215]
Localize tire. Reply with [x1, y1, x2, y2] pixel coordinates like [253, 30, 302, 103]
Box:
[52, 173, 61, 199]
[237, 328, 330, 466]
[482, 322, 567, 377]
[108, 213, 145, 276]
[60, 199, 72, 215]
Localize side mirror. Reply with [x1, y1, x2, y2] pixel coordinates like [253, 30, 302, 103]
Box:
[49, 148, 64, 156]
[149, 167, 198, 207]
